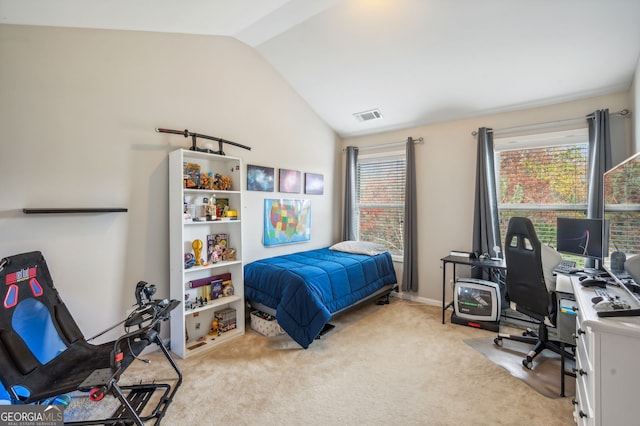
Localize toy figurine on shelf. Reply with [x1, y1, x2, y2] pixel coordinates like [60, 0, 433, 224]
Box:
[223, 248, 236, 261]
[200, 172, 213, 190]
[213, 173, 232, 190]
[210, 317, 220, 336]
[206, 196, 217, 221]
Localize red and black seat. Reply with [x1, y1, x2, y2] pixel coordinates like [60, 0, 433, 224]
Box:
[0, 251, 181, 425]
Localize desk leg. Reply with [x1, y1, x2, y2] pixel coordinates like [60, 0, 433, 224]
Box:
[442, 262, 455, 324]
[442, 261, 446, 324]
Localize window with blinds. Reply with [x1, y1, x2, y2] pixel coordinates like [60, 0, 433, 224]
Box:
[495, 129, 589, 254]
[356, 151, 406, 256]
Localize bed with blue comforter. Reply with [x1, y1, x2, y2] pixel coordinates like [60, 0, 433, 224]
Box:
[244, 246, 397, 349]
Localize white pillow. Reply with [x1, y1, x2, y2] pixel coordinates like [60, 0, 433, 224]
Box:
[541, 244, 562, 292]
[329, 241, 388, 256]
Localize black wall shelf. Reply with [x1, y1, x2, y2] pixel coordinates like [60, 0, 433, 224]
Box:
[23, 208, 128, 214]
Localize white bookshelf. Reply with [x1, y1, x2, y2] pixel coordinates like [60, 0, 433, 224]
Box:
[168, 149, 245, 358]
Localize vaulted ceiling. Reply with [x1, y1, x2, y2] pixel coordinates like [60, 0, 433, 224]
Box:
[2, 0, 639, 137]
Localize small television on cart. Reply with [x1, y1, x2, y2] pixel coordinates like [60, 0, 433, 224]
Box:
[451, 278, 501, 331]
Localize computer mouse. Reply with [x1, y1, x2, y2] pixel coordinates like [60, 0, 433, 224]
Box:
[591, 296, 604, 304]
[593, 300, 614, 312]
[580, 278, 607, 288]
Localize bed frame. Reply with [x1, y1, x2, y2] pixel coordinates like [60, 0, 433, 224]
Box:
[244, 247, 398, 347]
[250, 283, 397, 319]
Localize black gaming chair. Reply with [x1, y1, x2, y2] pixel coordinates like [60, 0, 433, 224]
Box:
[493, 217, 572, 369]
[0, 251, 182, 425]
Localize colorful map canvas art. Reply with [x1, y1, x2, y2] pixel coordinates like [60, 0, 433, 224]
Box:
[263, 199, 311, 246]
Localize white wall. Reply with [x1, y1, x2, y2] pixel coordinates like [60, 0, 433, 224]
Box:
[342, 92, 632, 305]
[1, 24, 636, 338]
[0, 25, 340, 340]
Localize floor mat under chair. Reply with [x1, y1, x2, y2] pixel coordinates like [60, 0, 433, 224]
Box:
[62, 391, 122, 423]
[464, 337, 575, 399]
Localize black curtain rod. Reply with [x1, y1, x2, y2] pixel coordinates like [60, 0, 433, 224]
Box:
[470, 109, 631, 137]
[343, 137, 424, 152]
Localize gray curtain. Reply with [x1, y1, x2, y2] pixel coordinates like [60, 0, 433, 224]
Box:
[586, 109, 612, 268]
[587, 109, 612, 219]
[342, 146, 358, 241]
[402, 137, 418, 292]
[472, 128, 501, 280]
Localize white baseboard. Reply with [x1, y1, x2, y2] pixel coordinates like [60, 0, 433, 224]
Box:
[392, 291, 439, 306]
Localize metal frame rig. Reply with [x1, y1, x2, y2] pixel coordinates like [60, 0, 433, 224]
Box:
[156, 128, 251, 155]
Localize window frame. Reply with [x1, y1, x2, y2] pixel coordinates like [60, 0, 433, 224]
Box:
[494, 128, 590, 260]
[355, 149, 406, 258]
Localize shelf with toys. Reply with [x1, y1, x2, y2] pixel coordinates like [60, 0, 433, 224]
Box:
[169, 149, 245, 359]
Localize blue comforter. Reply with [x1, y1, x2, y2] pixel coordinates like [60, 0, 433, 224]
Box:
[244, 248, 397, 348]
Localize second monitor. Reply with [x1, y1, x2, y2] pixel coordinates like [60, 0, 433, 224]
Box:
[556, 217, 607, 260]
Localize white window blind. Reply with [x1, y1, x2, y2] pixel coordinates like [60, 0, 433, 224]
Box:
[495, 131, 589, 248]
[356, 151, 406, 255]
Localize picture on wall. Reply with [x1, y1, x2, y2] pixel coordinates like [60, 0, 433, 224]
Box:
[263, 198, 311, 246]
[247, 164, 275, 192]
[279, 169, 301, 193]
[304, 173, 324, 195]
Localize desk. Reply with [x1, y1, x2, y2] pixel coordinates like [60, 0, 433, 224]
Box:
[568, 275, 640, 425]
[440, 255, 506, 324]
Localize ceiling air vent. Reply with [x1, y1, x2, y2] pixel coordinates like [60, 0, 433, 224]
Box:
[353, 109, 383, 122]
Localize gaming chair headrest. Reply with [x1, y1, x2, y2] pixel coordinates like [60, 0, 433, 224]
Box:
[506, 217, 540, 248]
[0, 251, 83, 346]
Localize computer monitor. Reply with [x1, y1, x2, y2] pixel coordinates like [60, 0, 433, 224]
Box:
[603, 151, 640, 278]
[556, 217, 606, 260]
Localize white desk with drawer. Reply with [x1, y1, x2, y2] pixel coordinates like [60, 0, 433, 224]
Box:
[566, 274, 640, 425]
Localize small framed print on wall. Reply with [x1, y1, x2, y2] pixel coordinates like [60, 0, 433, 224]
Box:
[279, 169, 301, 193]
[304, 173, 324, 195]
[247, 164, 275, 192]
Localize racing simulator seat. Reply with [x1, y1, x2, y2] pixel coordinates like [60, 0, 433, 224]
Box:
[0, 251, 182, 425]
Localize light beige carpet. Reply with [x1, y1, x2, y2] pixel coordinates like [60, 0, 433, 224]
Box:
[66, 299, 576, 425]
[464, 336, 575, 399]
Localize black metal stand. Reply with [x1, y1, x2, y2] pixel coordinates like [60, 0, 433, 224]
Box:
[440, 255, 507, 324]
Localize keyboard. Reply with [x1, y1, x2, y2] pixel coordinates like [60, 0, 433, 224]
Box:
[554, 264, 582, 274]
[594, 287, 614, 299]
